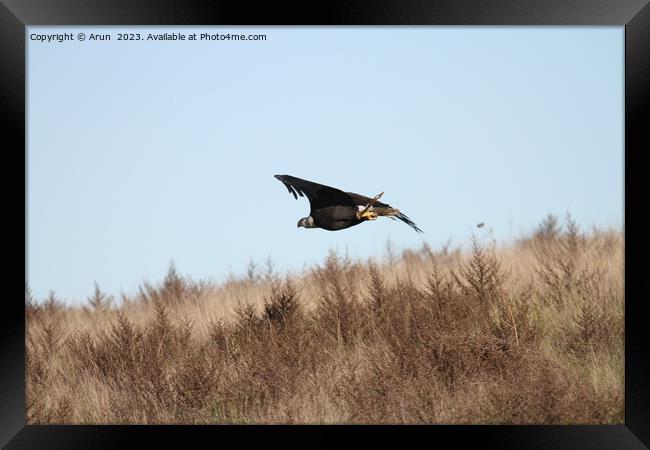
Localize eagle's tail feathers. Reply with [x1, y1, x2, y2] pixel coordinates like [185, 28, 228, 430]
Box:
[373, 207, 423, 233]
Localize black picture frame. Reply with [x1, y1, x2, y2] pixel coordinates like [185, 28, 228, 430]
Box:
[3, 0, 648, 448]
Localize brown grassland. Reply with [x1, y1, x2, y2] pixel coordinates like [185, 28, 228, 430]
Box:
[26, 214, 624, 424]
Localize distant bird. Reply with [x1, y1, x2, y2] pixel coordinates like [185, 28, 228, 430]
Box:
[274, 174, 422, 233]
[477, 222, 485, 228]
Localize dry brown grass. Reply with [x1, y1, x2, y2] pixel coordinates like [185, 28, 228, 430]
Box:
[26, 215, 624, 424]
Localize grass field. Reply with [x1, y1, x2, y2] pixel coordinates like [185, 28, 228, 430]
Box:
[26, 214, 624, 424]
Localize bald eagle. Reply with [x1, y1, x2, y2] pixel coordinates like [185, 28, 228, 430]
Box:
[274, 174, 422, 233]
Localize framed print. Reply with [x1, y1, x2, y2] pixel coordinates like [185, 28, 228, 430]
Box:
[2, 0, 648, 447]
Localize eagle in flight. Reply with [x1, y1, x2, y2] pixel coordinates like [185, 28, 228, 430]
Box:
[274, 174, 422, 233]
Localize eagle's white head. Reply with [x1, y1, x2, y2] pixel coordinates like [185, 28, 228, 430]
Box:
[297, 216, 315, 229]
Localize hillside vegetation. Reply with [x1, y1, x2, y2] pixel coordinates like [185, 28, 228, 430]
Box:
[26, 214, 624, 424]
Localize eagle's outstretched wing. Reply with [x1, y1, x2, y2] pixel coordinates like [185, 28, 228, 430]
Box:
[274, 175, 357, 211]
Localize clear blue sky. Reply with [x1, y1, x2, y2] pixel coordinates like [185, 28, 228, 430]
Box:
[27, 27, 623, 304]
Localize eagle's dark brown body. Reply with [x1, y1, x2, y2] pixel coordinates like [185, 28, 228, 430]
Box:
[311, 205, 363, 231]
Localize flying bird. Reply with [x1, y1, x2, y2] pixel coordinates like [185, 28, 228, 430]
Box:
[274, 174, 422, 233]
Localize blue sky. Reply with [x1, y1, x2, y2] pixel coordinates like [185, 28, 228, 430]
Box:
[27, 27, 623, 303]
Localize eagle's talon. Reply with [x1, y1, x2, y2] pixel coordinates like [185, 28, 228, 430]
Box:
[360, 211, 378, 221]
[358, 192, 384, 217]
